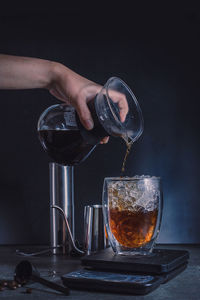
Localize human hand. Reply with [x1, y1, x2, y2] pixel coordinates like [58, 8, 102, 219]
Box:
[48, 63, 128, 143]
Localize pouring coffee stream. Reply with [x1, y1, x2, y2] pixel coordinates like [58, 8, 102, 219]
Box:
[37, 77, 143, 255]
[121, 140, 133, 175]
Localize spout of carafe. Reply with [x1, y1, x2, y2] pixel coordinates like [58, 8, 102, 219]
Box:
[121, 133, 134, 147]
[51, 205, 84, 255]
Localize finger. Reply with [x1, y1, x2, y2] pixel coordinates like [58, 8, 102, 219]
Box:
[118, 96, 129, 122]
[75, 99, 94, 130]
[100, 136, 109, 144]
[108, 91, 129, 122]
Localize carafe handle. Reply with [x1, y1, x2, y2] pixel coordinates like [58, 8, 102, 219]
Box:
[51, 205, 84, 255]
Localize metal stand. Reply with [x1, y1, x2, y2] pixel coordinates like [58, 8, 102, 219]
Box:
[49, 163, 74, 255]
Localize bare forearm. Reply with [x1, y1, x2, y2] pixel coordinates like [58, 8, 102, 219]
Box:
[0, 54, 110, 139]
[0, 54, 57, 89]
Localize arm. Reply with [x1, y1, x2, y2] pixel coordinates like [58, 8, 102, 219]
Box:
[0, 54, 54, 90]
[0, 54, 127, 143]
[0, 54, 103, 132]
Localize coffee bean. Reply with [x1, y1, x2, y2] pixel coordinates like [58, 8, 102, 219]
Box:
[10, 280, 17, 287]
[8, 281, 17, 290]
[1, 281, 8, 287]
[26, 288, 32, 294]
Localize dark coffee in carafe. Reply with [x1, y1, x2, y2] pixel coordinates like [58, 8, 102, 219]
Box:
[38, 99, 109, 166]
[38, 129, 96, 166]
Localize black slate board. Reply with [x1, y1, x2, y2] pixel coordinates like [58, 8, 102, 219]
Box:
[81, 248, 189, 274]
[62, 262, 188, 295]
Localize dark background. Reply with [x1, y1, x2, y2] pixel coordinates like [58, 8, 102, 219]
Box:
[0, 2, 199, 245]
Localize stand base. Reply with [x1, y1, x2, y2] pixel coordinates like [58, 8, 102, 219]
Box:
[81, 247, 189, 274]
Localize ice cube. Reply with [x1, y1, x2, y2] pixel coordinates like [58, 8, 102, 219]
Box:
[118, 189, 126, 199]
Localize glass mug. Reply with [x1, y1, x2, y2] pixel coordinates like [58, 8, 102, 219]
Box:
[102, 176, 163, 255]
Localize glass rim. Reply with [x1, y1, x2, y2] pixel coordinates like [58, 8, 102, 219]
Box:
[104, 76, 144, 143]
[84, 204, 102, 209]
[104, 176, 161, 181]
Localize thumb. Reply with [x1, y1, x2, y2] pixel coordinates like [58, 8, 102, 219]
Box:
[75, 100, 94, 130]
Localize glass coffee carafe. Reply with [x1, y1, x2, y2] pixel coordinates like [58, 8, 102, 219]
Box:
[37, 77, 144, 165]
[37, 77, 144, 256]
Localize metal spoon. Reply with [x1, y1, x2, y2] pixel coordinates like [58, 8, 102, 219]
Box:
[14, 260, 70, 295]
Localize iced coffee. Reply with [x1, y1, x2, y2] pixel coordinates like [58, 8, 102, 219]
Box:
[103, 176, 162, 255]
